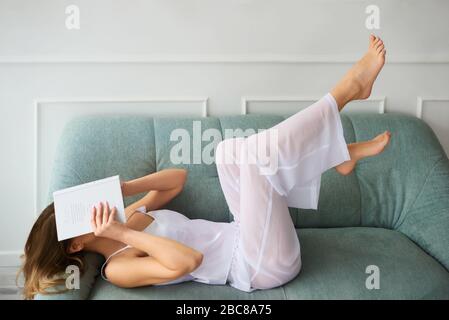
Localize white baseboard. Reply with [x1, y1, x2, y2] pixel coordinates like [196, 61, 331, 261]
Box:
[0, 252, 23, 267]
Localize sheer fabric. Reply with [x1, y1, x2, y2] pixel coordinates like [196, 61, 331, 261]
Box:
[216, 93, 350, 291]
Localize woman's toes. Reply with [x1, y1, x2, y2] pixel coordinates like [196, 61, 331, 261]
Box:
[381, 131, 391, 145]
[375, 40, 383, 50]
[374, 131, 389, 143]
[370, 34, 376, 45]
[377, 44, 385, 54]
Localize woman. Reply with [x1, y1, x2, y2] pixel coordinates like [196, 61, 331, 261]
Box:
[21, 35, 390, 298]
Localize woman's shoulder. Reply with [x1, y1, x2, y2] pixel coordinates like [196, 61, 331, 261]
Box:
[112, 247, 146, 259]
[101, 247, 147, 282]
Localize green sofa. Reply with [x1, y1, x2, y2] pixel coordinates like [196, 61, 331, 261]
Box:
[36, 112, 449, 300]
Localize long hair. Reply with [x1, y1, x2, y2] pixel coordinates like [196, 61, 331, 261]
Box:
[18, 202, 85, 299]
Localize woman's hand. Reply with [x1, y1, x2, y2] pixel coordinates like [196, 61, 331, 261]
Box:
[91, 202, 127, 240]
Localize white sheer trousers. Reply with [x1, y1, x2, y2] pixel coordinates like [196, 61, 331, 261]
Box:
[215, 93, 351, 290]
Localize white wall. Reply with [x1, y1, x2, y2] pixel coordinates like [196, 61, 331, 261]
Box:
[1, 0, 449, 266]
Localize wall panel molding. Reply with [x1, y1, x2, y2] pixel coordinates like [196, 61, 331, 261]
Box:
[416, 96, 449, 119]
[241, 96, 386, 115]
[416, 96, 449, 156]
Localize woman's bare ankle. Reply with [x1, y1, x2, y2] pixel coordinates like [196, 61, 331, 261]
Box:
[330, 80, 360, 111]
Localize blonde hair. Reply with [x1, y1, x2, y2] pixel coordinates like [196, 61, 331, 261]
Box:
[18, 202, 85, 299]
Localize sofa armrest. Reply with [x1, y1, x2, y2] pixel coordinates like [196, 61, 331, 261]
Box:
[398, 156, 449, 271]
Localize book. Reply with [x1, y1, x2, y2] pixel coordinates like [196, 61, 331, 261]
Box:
[53, 175, 126, 241]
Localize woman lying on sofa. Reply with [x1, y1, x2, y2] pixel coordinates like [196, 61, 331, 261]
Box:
[21, 35, 391, 299]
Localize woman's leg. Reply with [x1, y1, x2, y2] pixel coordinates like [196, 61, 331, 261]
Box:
[216, 35, 388, 290]
[238, 156, 301, 289]
[216, 93, 363, 289]
[215, 137, 244, 218]
[245, 34, 388, 209]
[336, 131, 391, 175]
[216, 138, 301, 289]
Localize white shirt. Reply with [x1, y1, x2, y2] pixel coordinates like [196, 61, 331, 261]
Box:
[101, 209, 239, 286]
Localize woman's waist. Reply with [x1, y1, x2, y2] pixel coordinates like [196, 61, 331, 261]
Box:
[171, 221, 234, 285]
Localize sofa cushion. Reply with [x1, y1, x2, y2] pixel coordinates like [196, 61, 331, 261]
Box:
[88, 227, 449, 300]
[348, 113, 446, 229]
[285, 227, 449, 299]
[153, 117, 221, 177]
[153, 117, 229, 222]
[398, 156, 449, 271]
[47, 115, 156, 207]
[165, 176, 231, 222]
[90, 278, 286, 300]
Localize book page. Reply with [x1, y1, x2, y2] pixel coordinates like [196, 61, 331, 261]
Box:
[53, 175, 125, 241]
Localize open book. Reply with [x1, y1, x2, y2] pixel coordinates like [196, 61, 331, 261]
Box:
[53, 175, 126, 241]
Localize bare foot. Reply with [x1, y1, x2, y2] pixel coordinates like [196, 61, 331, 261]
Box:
[331, 34, 386, 109]
[335, 131, 391, 176]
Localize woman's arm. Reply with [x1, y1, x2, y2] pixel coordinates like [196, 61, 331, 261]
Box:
[102, 255, 193, 288]
[122, 169, 187, 220]
[92, 202, 203, 274]
[122, 168, 187, 196]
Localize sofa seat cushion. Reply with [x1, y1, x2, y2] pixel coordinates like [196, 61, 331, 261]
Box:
[89, 227, 449, 300]
[90, 279, 286, 300]
[285, 227, 449, 299]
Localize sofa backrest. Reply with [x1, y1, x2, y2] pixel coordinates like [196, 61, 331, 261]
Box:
[47, 113, 447, 230]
